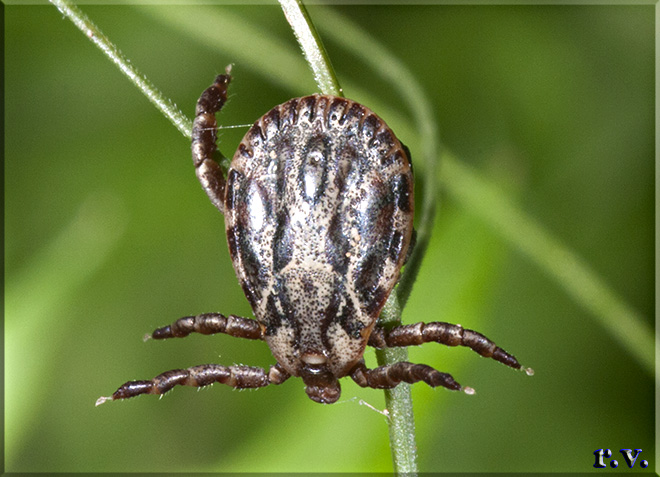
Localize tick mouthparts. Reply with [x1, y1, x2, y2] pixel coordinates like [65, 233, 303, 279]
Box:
[305, 382, 341, 404]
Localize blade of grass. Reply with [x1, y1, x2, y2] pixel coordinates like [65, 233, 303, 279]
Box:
[49, 0, 192, 138]
[376, 296, 419, 473]
[137, 6, 316, 96]
[279, 3, 420, 473]
[279, 0, 342, 97]
[441, 152, 655, 374]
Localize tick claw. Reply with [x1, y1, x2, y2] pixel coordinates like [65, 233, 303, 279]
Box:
[95, 395, 112, 406]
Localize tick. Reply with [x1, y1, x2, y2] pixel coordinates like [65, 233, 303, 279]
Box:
[97, 67, 530, 405]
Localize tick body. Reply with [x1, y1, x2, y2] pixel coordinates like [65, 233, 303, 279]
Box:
[98, 68, 529, 406]
[225, 92, 414, 403]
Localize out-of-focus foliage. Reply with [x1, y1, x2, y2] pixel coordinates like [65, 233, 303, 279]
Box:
[6, 4, 653, 473]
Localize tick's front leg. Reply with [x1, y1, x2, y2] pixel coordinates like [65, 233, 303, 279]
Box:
[96, 363, 290, 405]
[147, 313, 264, 342]
[368, 321, 532, 374]
[191, 66, 232, 213]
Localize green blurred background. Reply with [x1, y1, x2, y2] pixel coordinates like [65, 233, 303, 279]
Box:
[5, 3, 654, 473]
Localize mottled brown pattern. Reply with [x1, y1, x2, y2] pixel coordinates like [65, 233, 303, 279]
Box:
[97, 71, 528, 407]
[225, 93, 413, 389]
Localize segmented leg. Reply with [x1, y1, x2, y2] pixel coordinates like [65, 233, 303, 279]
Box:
[147, 313, 264, 341]
[96, 363, 290, 406]
[350, 360, 467, 393]
[368, 321, 529, 372]
[191, 66, 232, 213]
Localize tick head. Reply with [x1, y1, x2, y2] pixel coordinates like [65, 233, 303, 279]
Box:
[264, 326, 354, 404]
[299, 357, 342, 404]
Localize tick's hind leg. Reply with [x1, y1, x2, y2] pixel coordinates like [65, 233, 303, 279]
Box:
[146, 312, 264, 342]
[96, 363, 290, 406]
[350, 361, 471, 394]
[191, 66, 232, 213]
[368, 321, 532, 374]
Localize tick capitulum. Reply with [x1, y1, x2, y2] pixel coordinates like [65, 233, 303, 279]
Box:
[97, 67, 530, 406]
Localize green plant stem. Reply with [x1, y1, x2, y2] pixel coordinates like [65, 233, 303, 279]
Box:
[280, 5, 424, 474]
[281, 5, 424, 474]
[375, 295, 419, 474]
[278, 0, 343, 97]
[49, 0, 192, 138]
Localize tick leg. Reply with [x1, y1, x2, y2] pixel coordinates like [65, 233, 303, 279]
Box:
[350, 360, 465, 392]
[96, 363, 290, 405]
[147, 313, 264, 341]
[368, 322, 526, 371]
[191, 66, 232, 213]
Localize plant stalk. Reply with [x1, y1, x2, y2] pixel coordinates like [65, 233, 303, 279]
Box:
[278, 0, 343, 97]
[280, 3, 421, 474]
[375, 295, 419, 474]
[49, 0, 192, 138]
